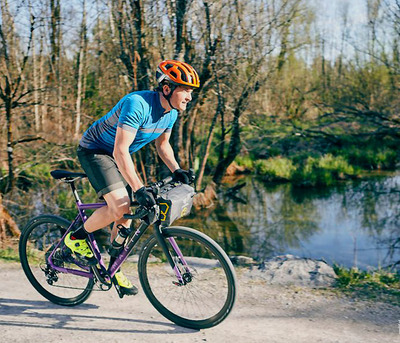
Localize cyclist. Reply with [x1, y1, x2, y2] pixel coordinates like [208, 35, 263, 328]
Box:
[64, 60, 200, 295]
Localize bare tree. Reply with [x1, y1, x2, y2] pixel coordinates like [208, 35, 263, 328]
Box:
[0, 0, 35, 192]
[74, 0, 88, 139]
[49, 0, 63, 134]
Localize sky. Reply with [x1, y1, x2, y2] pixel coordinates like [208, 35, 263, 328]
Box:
[1, 0, 396, 61]
[313, 0, 369, 59]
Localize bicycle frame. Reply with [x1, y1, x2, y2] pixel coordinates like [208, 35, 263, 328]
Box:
[46, 179, 191, 285]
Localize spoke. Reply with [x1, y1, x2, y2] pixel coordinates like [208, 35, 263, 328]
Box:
[23, 219, 94, 302]
[144, 233, 232, 321]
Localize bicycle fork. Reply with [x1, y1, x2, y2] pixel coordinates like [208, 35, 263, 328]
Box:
[154, 223, 192, 286]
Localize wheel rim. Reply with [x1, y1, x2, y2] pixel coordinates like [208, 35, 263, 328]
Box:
[141, 231, 235, 324]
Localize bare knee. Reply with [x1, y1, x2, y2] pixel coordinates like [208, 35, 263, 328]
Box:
[108, 202, 130, 221]
[103, 190, 131, 221]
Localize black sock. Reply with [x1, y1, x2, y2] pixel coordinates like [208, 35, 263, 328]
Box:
[71, 225, 88, 240]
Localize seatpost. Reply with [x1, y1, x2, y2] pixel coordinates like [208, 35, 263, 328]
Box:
[69, 181, 81, 203]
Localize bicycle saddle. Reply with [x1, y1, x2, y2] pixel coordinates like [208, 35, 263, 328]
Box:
[50, 170, 87, 180]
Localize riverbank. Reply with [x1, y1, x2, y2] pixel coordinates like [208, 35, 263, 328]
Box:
[0, 260, 398, 343]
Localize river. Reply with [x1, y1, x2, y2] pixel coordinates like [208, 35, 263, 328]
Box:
[178, 173, 400, 269]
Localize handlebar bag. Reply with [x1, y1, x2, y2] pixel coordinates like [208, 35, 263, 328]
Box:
[158, 184, 195, 227]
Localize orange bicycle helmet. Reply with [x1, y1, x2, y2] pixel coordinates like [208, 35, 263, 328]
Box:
[156, 60, 200, 88]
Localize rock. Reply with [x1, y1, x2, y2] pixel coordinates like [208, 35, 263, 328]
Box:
[230, 255, 256, 266]
[245, 254, 337, 287]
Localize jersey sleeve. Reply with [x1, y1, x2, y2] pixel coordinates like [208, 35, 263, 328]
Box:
[117, 95, 144, 133]
[164, 110, 178, 133]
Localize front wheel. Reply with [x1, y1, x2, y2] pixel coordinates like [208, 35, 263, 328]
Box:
[138, 226, 236, 329]
[19, 215, 94, 306]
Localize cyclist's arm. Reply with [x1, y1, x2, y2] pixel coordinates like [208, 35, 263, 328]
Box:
[155, 132, 180, 172]
[113, 127, 144, 192]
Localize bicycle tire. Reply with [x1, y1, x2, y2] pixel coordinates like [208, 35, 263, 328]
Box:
[19, 214, 94, 306]
[138, 226, 236, 329]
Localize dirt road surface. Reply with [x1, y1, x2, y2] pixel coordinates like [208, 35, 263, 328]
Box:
[0, 262, 398, 343]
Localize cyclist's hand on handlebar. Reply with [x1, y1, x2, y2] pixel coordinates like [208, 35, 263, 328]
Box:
[172, 169, 195, 184]
[134, 187, 156, 208]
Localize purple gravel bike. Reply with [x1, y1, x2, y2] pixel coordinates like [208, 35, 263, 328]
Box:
[19, 170, 236, 329]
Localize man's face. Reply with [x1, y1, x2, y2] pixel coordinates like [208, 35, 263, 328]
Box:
[170, 86, 194, 111]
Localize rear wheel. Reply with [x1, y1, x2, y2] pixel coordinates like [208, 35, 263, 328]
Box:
[138, 226, 236, 329]
[19, 215, 94, 306]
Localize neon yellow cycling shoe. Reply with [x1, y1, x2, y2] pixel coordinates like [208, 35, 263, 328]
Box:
[64, 232, 97, 265]
[115, 271, 138, 296]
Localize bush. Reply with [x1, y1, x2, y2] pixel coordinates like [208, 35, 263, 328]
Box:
[235, 155, 254, 170]
[294, 154, 357, 187]
[343, 146, 397, 170]
[255, 157, 296, 181]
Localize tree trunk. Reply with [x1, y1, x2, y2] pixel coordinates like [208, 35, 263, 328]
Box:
[50, 0, 62, 134]
[213, 81, 259, 185]
[96, 0, 104, 91]
[174, 0, 188, 60]
[39, 23, 46, 131]
[75, 0, 87, 139]
[185, 107, 198, 166]
[31, 8, 40, 132]
[196, 107, 219, 190]
[5, 95, 14, 193]
[57, 16, 62, 135]
[213, 112, 239, 185]
[131, 0, 151, 90]
[0, 2, 34, 193]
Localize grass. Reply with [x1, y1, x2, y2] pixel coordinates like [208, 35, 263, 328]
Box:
[0, 245, 20, 262]
[254, 154, 359, 186]
[332, 264, 400, 304]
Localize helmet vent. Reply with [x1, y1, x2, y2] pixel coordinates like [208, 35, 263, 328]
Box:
[177, 67, 188, 82]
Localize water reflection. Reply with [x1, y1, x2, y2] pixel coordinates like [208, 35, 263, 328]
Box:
[178, 175, 400, 269]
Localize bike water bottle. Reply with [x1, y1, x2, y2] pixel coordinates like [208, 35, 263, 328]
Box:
[108, 224, 130, 257]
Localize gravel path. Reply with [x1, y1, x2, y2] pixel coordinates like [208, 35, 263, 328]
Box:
[0, 262, 398, 343]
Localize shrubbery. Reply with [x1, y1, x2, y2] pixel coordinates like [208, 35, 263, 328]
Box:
[255, 154, 358, 186]
[255, 157, 296, 181]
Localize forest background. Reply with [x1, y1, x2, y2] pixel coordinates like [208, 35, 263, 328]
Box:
[1, 0, 400, 251]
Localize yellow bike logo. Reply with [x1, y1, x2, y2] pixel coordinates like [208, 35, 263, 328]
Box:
[181, 207, 188, 217]
[159, 203, 169, 221]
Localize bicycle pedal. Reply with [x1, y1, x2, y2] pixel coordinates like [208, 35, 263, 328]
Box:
[113, 283, 125, 298]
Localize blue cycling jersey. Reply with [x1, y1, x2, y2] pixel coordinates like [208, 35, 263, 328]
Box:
[80, 91, 178, 155]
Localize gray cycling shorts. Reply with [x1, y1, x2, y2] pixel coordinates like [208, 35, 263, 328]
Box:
[77, 145, 132, 200]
